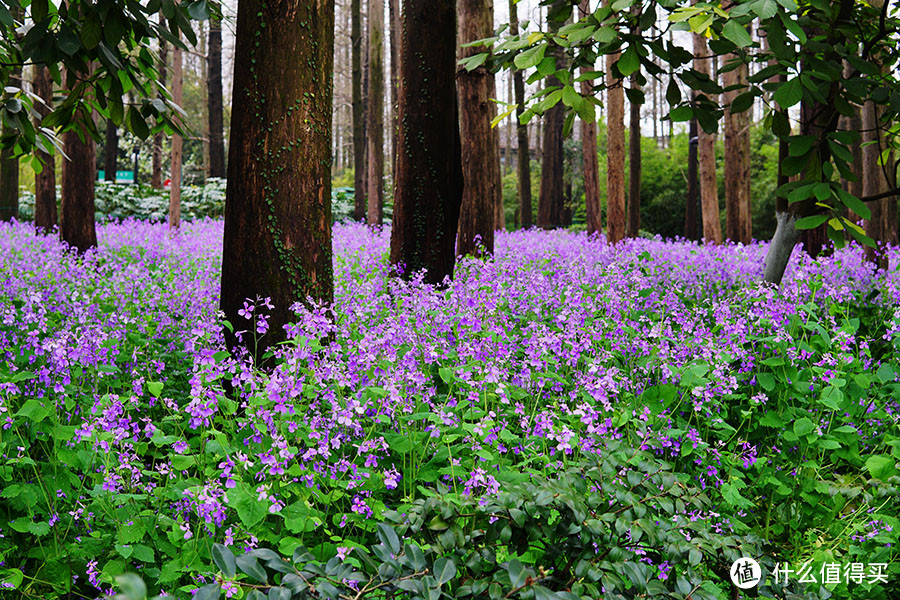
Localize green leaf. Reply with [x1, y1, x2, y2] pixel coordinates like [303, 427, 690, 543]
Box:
[757, 372, 775, 391]
[80, 13, 103, 49]
[794, 214, 828, 230]
[377, 523, 401, 555]
[876, 363, 896, 384]
[146, 381, 164, 397]
[865, 455, 896, 480]
[617, 46, 640, 77]
[819, 386, 843, 410]
[235, 554, 267, 584]
[508, 559, 526, 589]
[793, 418, 816, 437]
[514, 45, 545, 70]
[115, 573, 147, 600]
[722, 20, 753, 48]
[434, 557, 456, 585]
[773, 77, 803, 108]
[231, 487, 267, 529]
[194, 584, 221, 600]
[212, 544, 236, 579]
[562, 85, 581, 109]
[669, 105, 692, 122]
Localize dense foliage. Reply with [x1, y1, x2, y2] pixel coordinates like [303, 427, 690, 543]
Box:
[0, 221, 898, 599]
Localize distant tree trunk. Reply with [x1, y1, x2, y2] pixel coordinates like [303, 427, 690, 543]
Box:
[389, 0, 462, 284]
[170, 42, 183, 229]
[366, 0, 384, 225]
[152, 20, 167, 189]
[457, 0, 499, 255]
[724, 58, 751, 244]
[685, 106, 699, 240]
[862, 98, 898, 269]
[0, 63, 21, 221]
[693, 31, 722, 244]
[33, 65, 57, 233]
[606, 1, 625, 244]
[627, 70, 642, 238]
[104, 122, 118, 182]
[537, 1, 565, 229]
[220, 0, 334, 355]
[60, 113, 98, 252]
[352, 0, 366, 220]
[490, 68, 505, 231]
[208, 14, 226, 178]
[509, 0, 532, 229]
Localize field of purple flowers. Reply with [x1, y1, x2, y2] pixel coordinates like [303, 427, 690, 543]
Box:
[0, 219, 898, 600]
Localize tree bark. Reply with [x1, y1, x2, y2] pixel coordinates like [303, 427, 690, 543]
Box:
[33, 65, 57, 233]
[104, 121, 118, 182]
[862, 98, 898, 269]
[389, 0, 462, 284]
[457, 0, 499, 256]
[627, 72, 642, 238]
[0, 64, 21, 221]
[152, 20, 167, 189]
[693, 31, 722, 244]
[389, 0, 400, 187]
[366, 0, 384, 225]
[509, 0, 532, 229]
[606, 2, 625, 244]
[352, 0, 366, 220]
[220, 0, 334, 355]
[60, 114, 98, 252]
[685, 108, 699, 240]
[723, 58, 751, 244]
[208, 14, 226, 178]
[170, 42, 184, 229]
[537, 0, 565, 230]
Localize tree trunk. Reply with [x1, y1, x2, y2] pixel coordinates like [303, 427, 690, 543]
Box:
[352, 0, 366, 220]
[366, 0, 384, 225]
[509, 0, 532, 229]
[389, 0, 462, 284]
[457, 0, 499, 256]
[578, 0, 600, 235]
[152, 21, 167, 189]
[685, 108, 699, 240]
[627, 72, 642, 238]
[60, 115, 98, 252]
[104, 121, 118, 182]
[606, 3, 625, 244]
[537, 1, 565, 229]
[724, 58, 751, 244]
[862, 98, 898, 269]
[490, 68, 505, 232]
[208, 14, 226, 178]
[220, 0, 334, 355]
[389, 0, 400, 187]
[33, 65, 57, 233]
[0, 63, 21, 221]
[170, 42, 184, 229]
[693, 31, 722, 244]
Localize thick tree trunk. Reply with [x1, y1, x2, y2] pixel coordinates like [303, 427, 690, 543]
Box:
[208, 15, 226, 178]
[220, 0, 334, 354]
[170, 43, 184, 229]
[724, 58, 751, 244]
[389, 0, 400, 187]
[366, 0, 384, 225]
[606, 15, 625, 244]
[581, 79, 601, 234]
[389, 0, 462, 284]
[33, 65, 57, 233]
[152, 22, 167, 189]
[352, 0, 366, 220]
[0, 64, 21, 221]
[693, 32, 722, 244]
[862, 99, 898, 269]
[509, 0, 532, 229]
[537, 0, 565, 230]
[60, 116, 98, 252]
[104, 122, 118, 182]
[627, 72, 642, 238]
[457, 0, 499, 255]
[685, 110, 699, 240]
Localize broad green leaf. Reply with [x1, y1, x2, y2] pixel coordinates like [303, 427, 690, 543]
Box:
[722, 20, 753, 48]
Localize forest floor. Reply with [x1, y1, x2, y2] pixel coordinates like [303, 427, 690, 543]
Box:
[0, 220, 898, 599]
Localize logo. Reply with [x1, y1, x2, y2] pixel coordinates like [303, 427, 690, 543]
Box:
[730, 557, 761, 589]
